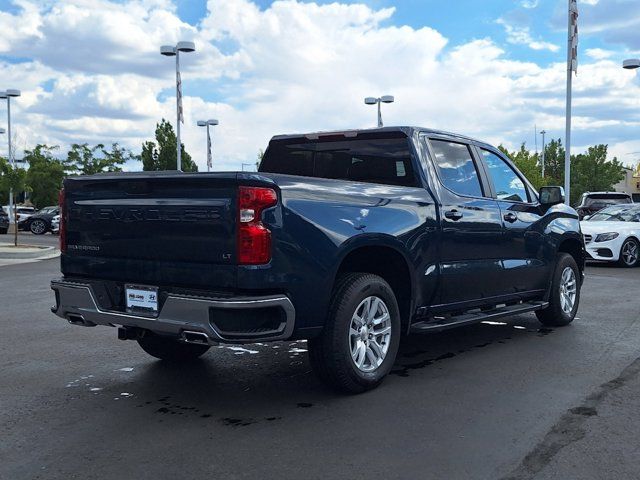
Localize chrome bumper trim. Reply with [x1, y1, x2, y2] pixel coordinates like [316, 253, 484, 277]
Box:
[51, 279, 295, 343]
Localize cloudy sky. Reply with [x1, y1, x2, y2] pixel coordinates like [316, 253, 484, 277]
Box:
[0, 0, 638, 171]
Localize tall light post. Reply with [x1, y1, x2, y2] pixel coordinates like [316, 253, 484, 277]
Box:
[0, 89, 21, 222]
[540, 130, 546, 178]
[160, 41, 195, 172]
[197, 119, 219, 172]
[364, 95, 394, 128]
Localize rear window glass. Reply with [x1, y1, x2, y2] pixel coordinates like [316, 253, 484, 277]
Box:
[259, 135, 418, 187]
[584, 195, 631, 206]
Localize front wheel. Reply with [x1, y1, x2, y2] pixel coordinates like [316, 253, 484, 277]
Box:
[30, 219, 48, 235]
[137, 334, 210, 362]
[536, 253, 581, 327]
[618, 238, 639, 268]
[308, 273, 401, 394]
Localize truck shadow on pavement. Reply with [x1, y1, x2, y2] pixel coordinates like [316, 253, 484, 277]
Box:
[93, 313, 554, 427]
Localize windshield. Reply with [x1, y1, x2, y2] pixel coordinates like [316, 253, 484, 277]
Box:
[38, 206, 58, 214]
[588, 205, 640, 222]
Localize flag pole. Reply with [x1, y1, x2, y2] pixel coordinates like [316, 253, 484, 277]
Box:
[564, 0, 576, 205]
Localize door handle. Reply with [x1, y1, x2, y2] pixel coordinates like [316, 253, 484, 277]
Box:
[444, 209, 463, 221]
[503, 212, 518, 223]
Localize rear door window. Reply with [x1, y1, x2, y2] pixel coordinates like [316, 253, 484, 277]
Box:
[259, 135, 418, 187]
[429, 139, 483, 197]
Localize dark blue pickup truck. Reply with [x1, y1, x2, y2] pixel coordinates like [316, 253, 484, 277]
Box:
[52, 127, 584, 393]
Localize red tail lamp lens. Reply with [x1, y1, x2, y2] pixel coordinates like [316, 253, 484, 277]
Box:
[237, 186, 277, 265]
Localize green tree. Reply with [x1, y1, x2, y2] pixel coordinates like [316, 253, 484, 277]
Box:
[0, 158, 28, 246]
[0, 156, 9, 203]
[570, 144, 625, 205]
[66, 143, 133, 175]
[24, 145, 65, 209]
[141, 119, 197, 172]
[542, 138, 566, 187]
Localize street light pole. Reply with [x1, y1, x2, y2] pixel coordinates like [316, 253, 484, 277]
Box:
[364, 95, 395, 128]
[540, 130, 546, 178]
[175, 50, 181, 171]
[197, 119, 219, 172]
[1, 89, 20, 223]
[161, 41, 195, 171]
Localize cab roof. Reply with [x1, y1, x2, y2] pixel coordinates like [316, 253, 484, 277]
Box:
[270, 126, 495, 149]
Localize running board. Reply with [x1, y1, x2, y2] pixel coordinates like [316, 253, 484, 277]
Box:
[410, 301, 548, 334]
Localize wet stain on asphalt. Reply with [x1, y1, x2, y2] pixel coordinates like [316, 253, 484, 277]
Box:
[142, 395, 284, 426]
[222, 417, 257, 427]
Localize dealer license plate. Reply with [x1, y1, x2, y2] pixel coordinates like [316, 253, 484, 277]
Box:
[125, 285, 159, 313]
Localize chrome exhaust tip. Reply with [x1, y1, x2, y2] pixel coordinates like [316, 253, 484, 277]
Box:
[182, 330, 210, 345]
[67, 313, 96, 327]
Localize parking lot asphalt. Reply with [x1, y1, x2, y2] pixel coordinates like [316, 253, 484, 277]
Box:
[1, 259, 639, 480]
[0, 231, 59, 247]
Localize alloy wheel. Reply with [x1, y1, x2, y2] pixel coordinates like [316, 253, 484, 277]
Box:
[621, 240, 638, 266]
[559, 266, 577, 315]
[30, 220, 46, 234]
[349, 296, 392, 373]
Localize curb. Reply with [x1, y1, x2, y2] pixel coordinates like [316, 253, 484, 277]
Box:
[0, 245, 58, 259]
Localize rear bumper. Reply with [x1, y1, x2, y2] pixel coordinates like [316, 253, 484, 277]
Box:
[51, 279, 295, 344]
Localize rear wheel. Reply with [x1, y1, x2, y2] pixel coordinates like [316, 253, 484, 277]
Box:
[137, 334, 209, 362]
[308, 273, 401, 394]
[30, 219, 47, 235]
[618, 238, 639, 268]
[536, 253, 580, 326]
[0, 228, 7, 235]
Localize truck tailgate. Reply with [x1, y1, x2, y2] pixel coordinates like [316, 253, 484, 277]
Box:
[62, 172, 239, 290]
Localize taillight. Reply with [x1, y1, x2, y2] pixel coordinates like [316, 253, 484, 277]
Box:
[237, 186, 277, 265]
[58, 188, 66, 252]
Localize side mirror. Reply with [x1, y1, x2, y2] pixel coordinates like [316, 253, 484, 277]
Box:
[539, 186, 564, 206]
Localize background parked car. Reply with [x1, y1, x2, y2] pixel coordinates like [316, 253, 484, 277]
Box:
[575, 192, 633, 220]
[0, 208, 8, 234]
[50, 214, 60, 235]
[18, 206, 59, 235]
[2, 205, 36, 223]
[581, 204, 640, 267]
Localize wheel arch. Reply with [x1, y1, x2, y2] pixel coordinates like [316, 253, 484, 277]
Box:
[333, 236, 415, 334]
[557, 236, 585, 274]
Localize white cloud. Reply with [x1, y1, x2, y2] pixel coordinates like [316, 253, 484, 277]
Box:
[520, 0, 539, 8]
[0, 0, 638, 173]
[496, 18, 560, 52]
[585, 48, 614, 60]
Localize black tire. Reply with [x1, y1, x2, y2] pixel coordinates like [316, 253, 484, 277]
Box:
[308, 273, 401, 394]
[29, 219, 48, 235]
[0, 228, 7, 235]
[536, 253, 581, 327]
[617, 238, 640, 268]
[137, 334, 209, 362]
